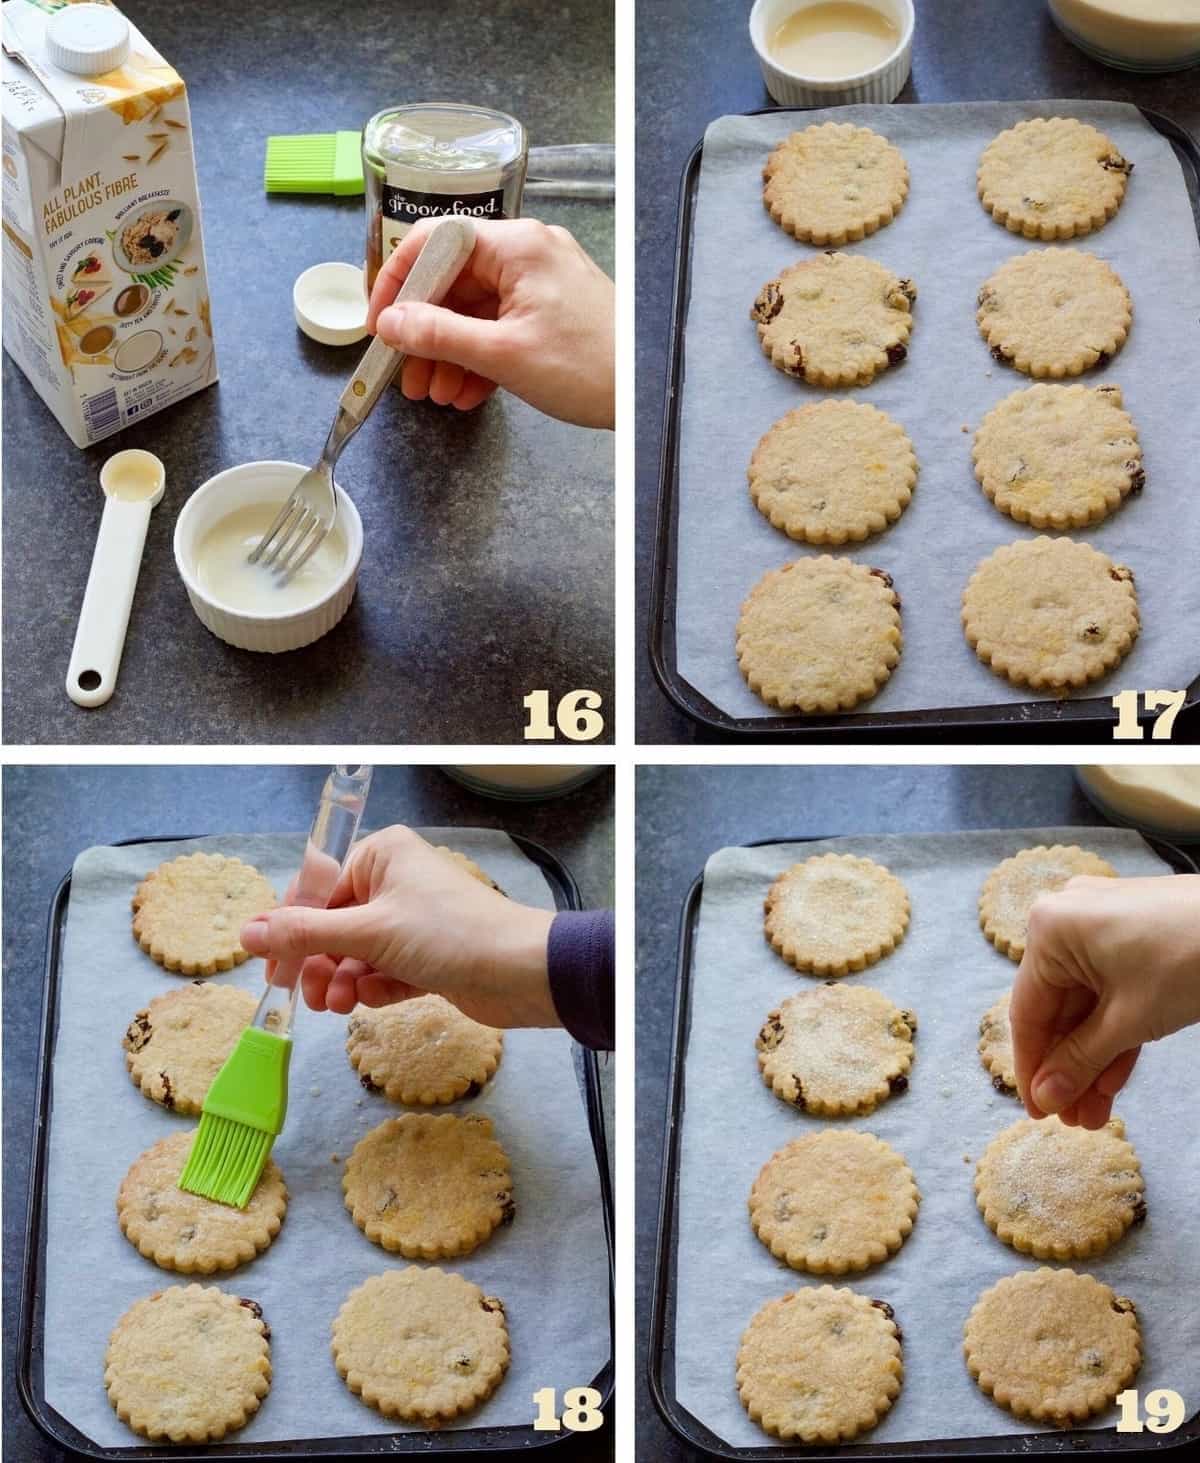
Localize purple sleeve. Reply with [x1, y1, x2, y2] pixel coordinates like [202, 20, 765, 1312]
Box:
[546, 909, 614, 1051]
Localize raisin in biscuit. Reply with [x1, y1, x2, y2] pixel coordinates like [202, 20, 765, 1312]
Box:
[749, 1130, 919, 1272]
[751, 252, 915, 387]
[977, 249, 1131, 378]
[973, 383, 1143, 529]
[978, 991, 1017, 1096]
[737, 1286, 903, 1442]
[962, 537, 1139, 692]
[332, 1267, 509, 1423]
[118, 1130, 287, 1273]
[123, 981, 257, 1114]
[736, 558, 902, 714]
[980, 844, 1118, 961]
[347, 995, 502, 1105]
[964, 1268, 1140, 1423]
[343, 1112, 513, 1258]
[764, 853, 910, 976]
[749, 400, 917, 544]
[757, 984, 916, 1115]
[978, 117, 1132, 240]
[976, 1115, 1145, 1259]
[132, 852, 276, 974]
[104, 1284, 271, 1442]
[763, 122, 908, 245]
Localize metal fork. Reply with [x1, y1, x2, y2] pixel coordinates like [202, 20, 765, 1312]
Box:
[249, 215, 478, 579]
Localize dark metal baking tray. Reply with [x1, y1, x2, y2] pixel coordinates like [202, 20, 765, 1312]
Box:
[647, 106, 1200, 739]
[647, 832, 1200, 1459]
[18, 832, 614, 1461]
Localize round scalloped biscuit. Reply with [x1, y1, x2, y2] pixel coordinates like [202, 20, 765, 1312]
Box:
[332, 1267, 509, 1423]
[973, 383, 1143, 529]
[763, 122, 909, 245]
[751, 252, 916, 387]
[131, 852, 277, 975]
[104, 1284, 271, 1442]
[749, 400, 917, 545]
[736, 558, 902, 714]
[347, 995, 503, 1105]
[962, 537, 1139, 692]
[756, 984, 916, 1115]
[975, 1115, 1145, 1260]
[737, 1286, 903, 1442]
[764, 853, 910, 976]
[117, 1129, 287, 1273]
[749, 1129, 919, 1273]
[976, 249, 1131, 378]
[122, 981, 258, 1114]
[978, 117, 1132, 240]
[979, 844, 1118, 960]
[343, 1112, 513, 1259]
[978, 990, 1017, 1096]
[964, 1268, 1140, 1423]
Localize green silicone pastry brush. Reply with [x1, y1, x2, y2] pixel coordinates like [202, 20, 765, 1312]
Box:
[264, 130, 364, 194]
[179, 765, 373, 1207]
[264, 135, 614, 199]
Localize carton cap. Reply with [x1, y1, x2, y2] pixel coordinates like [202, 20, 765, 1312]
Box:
[45, 3, 130, 75]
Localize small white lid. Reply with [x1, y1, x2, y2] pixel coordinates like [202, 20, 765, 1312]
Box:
[46, 3, 131, 75]
[293, 262, 369, 346]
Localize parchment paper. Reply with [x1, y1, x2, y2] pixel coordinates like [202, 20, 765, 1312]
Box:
[675, 827, 1199, 1446]
[42, 831, 609, 1448]
[674, 103, 1200, 718]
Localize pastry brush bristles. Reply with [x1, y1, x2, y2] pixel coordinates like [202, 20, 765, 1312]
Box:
[179, 1114, 274, 1209]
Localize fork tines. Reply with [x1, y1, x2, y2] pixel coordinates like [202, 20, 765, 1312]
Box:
[249, 495, 328, 579]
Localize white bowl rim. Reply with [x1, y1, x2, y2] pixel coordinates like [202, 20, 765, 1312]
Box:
[749, 0, 915, 86]
[174, 459, 363, 623]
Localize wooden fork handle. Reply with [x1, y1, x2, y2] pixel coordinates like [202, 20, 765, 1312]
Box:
[337, 216, 477, 425]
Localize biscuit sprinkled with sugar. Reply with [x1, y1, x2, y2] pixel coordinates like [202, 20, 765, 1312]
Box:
[978, 117, 1131, 240]
[763, 122, 908, 245]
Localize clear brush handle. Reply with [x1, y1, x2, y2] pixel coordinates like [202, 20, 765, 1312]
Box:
[525, 143, 614, 200]
[254, 764, 373, 1035]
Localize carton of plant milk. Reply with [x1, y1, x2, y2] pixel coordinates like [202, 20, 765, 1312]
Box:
[2, 0, 216, 447]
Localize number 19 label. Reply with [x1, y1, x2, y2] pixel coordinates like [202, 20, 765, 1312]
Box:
[1115, 1387, 1185, 1433]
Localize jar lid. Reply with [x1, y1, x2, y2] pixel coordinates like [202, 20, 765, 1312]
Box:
[46, 3, 131, 75]
[364, 102, 526, 172]
[293, 262, 369, 346]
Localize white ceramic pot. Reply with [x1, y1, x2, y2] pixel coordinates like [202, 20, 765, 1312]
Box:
[749, 0, 915, 106]
[174, 460, 363, 653]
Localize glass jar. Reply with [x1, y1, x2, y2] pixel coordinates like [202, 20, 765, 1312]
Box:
[362, 102, 527, 290]
[1047, 0, 1200, 73]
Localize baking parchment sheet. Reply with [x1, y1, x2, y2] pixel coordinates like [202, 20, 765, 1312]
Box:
[674, 828, 1199, 1446]
[42, 831, 609, 1449]
[674, 102, 1200, 718]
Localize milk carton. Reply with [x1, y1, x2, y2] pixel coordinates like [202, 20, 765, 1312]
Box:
[2, 0, 216, 447]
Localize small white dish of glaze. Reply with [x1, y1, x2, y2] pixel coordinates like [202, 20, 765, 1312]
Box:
[174, 460, 363, 652]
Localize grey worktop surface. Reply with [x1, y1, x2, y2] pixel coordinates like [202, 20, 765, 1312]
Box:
[3, 763, 614, 1460]
[633, 763, 1185, 1460]
[3, 0, 614, 746]
[635, 0, 1200, 745]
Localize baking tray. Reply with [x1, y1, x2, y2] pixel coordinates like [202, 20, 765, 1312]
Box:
[647, 106, 1200, 740]
[17, 832, 614, 1461]
[647, 832, 1200, 1460]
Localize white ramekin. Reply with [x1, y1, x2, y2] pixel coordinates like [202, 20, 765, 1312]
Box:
[749, 0, 914, 107]
[174, 460, 363, 653]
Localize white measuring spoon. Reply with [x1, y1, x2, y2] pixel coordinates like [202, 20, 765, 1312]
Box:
[66, 449, 165, 708]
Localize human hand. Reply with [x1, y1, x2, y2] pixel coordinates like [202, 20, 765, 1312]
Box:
[1011, 873, 1200, 1128]
[367, 217, 614, 428]
[240, 825, 557, 1028]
